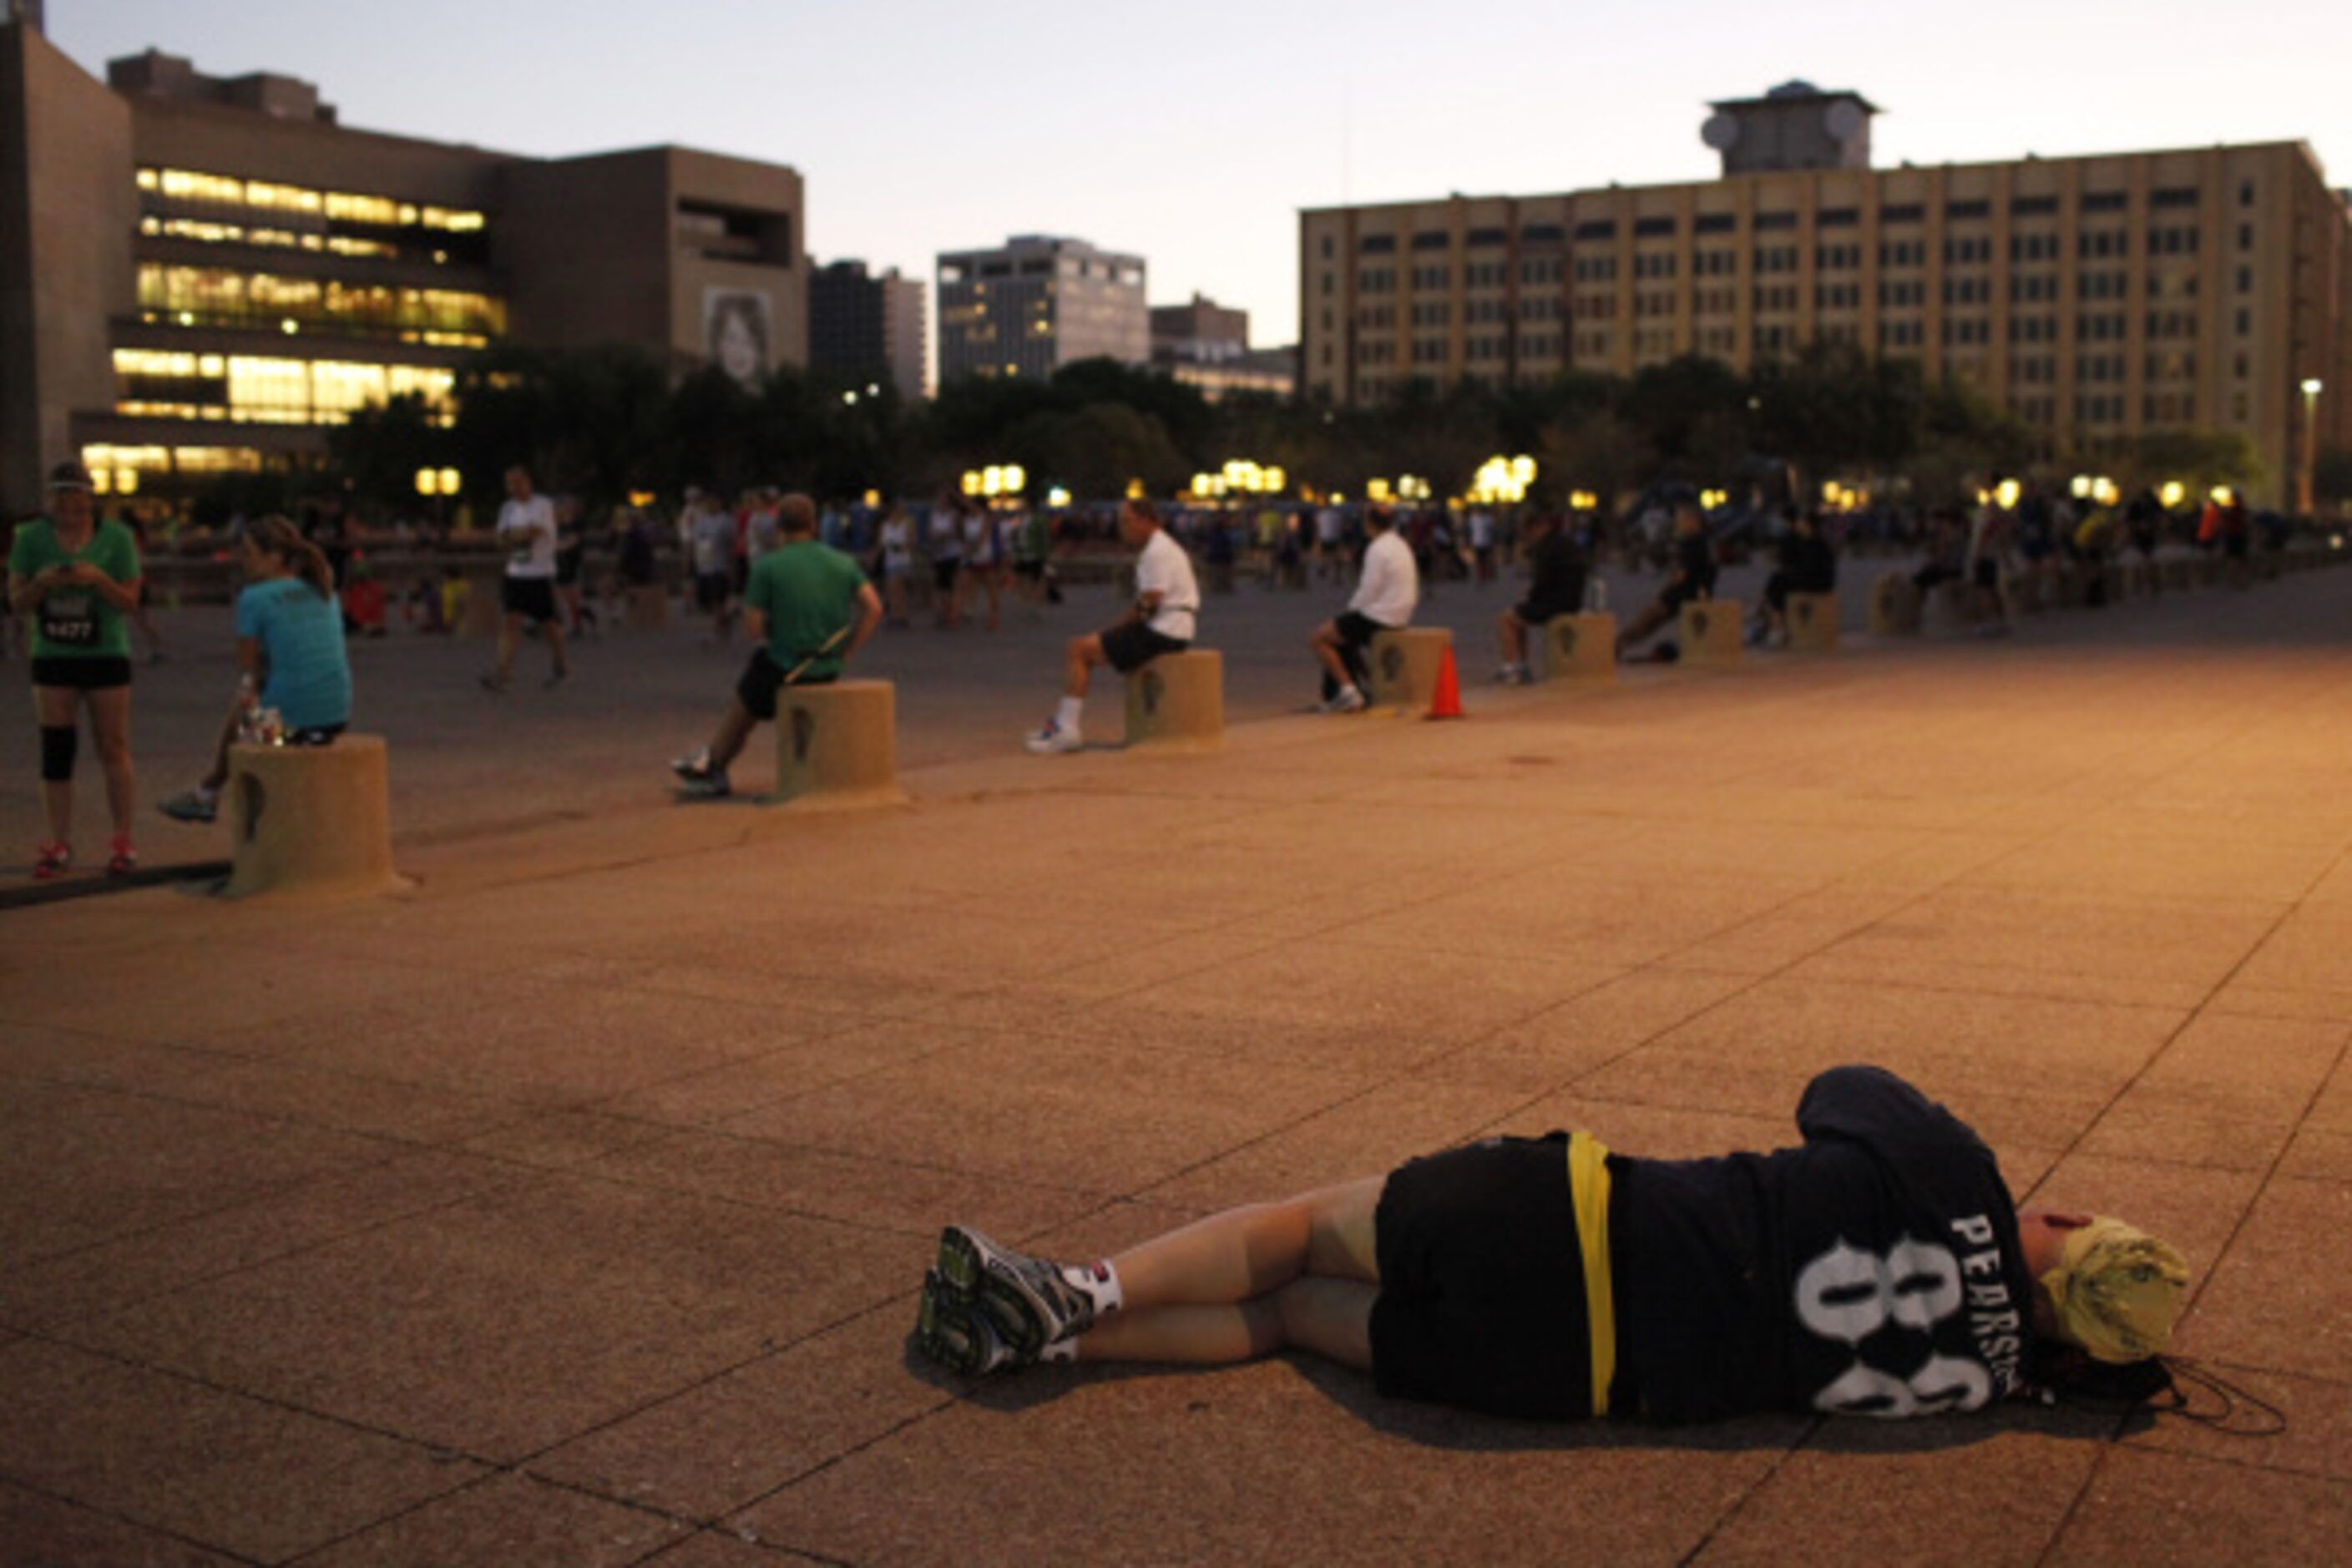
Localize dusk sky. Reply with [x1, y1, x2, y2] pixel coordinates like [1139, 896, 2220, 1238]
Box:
[49, 1, 2352, 351]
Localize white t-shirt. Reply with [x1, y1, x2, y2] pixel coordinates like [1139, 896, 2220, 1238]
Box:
[1316, 507, 1343, 544]
[746, 506, 781, 561]
[1349, 529, 1419, 628]
[963, 512, 997, 564]
[1468, 509, 1495, 549]
[497, 495, 558, 579]
[1136, 527, 1200, 641]
[690, 505, 736, 576]
[880, 517, 913, 570]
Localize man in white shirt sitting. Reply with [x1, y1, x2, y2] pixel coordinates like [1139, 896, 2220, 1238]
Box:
[1025, 499, 1198, 754]
[1309, 507, 1418, 713]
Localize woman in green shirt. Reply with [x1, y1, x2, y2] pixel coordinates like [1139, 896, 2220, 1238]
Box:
[6, 461, 144, 879]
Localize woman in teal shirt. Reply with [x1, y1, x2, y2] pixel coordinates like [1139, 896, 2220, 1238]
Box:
[159, 516, 352, 825]
[6, 461, 144, 879]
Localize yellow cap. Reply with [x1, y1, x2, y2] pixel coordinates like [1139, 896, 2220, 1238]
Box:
[2039, 1217, 2189, 1364]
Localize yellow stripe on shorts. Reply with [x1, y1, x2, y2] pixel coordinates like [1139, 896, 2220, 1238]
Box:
[1566, 1131, 1616, 1418]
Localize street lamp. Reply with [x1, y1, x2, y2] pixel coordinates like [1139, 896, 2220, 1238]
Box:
[2301, 378, 2324, 514]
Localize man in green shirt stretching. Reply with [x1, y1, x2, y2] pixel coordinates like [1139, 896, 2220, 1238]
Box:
[670, 493, 882, 799]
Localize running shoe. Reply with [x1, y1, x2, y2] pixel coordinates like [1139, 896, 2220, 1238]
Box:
[933, 1224, 1096, 1356]
[670, 751, 731, 798]
[478, 672, 508, 694]
[1024, 719, 1082, 755]
[106, 837, 137, 877]
[1493, 663, 1530, 685]
[32, 842, 69, 882]
[544, 668, 569, 690]
[157, 787, 219, 824]
[914, 1269, 1023, 1376]
[1318, 685, 1368, 714]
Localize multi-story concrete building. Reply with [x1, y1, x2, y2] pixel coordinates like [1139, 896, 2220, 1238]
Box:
[935, 235, 1146, 384]
[1149, 292, 1295, 401]
[1299, 81, 2352, 505]
[0, 24, 807, 511]
[808, 259, 930, 398]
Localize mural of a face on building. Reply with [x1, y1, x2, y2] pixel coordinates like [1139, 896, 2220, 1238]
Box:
[705, 289, 771, 386]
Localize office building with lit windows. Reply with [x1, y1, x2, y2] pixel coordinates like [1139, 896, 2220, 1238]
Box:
[1298, 82, 2352, 507]
[935, 235, 1147, 384]
[0, 23, 807, 511]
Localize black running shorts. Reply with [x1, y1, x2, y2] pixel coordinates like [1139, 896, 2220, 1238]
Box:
[735, 648, 837, 721]
[1371, 1134, 1595, 1422]
[30, 656, 132, 691]
[1099, 621, 1188, 675]
[502, 576, 559, 623]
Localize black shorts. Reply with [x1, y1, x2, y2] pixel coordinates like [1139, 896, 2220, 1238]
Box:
[695, 572, 732, 613]
[1099, 621, 1189, 675]
[1013, 559, 1045, 581]
[1972, 559, 2000, 589]
[1659, 582, 1707, 615]
[1371, 1135, 1593, 1422]
[735, 649, 837, 721]
[555, 549, 584, 587]
[1333, 610, 1385, 650]
[932, 559, 960, 593]
[503, 577, 559, 623]
[1513, 599, 1572, 627]
[2223, 534, 2249, 560]
[733, 557, 751, 594]
[30, 655, 132, 691]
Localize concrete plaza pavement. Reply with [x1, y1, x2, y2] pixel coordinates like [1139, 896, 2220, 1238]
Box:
[3, 558, 2351, 1563]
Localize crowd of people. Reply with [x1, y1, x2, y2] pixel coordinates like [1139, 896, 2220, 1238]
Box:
[8, 458, 2335, 879]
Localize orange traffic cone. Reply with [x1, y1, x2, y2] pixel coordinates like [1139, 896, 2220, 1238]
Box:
[1426, 644, 1464, 720]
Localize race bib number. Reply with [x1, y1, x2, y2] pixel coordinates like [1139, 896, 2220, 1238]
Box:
[40, 589, 99, 646]
[1794, 1238, 1993, 1417]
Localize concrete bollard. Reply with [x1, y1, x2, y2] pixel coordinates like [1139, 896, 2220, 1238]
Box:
[1679, 599, 1743, 665]
[221, 736, 407, 903]
[1869, 572, 1923, 636]
[458, 573, 504, 640]
[1125, 649, 1223, 751]
[1539, 613, 1616, 681]
[626, 584, 669, 630]
[769, 680, 906, 810]
[1785, 592, 1839, 651]
[1367, 627, 1452, 711]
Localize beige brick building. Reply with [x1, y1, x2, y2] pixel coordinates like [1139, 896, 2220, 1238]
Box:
[1298, 84, 2352, 507]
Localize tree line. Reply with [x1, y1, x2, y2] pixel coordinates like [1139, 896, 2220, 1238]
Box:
[308, 340, 2283, 520]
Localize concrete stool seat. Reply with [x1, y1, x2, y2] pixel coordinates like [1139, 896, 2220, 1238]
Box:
[769, 679, 906, 810]
[1125, 649, 1222, 751]
[1367, 627, 1451, 711]
[1869, 572, 1923, 636]
[626, 584, 669, 630]
[458, 573, 504, 639]
[222, 735, 406, 903]
[1785, 592, 1839, 650]
[1679, 599, 1743, 665]
[1538, 612, 1616, 681]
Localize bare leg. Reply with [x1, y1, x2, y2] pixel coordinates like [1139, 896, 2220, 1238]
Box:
[86, 685, 135, 839]
[1311, 623, 1355, 693]
[1063, 634, 1105, 699]
[1499, 609, 1527, 665]
[543, 617, 570, 677]
[200, 701, 242, 790]
[1614, 599, 1671, 655]
[494, 610, 521, 680]
[1064, 1178, 1383, 1367]
[705, 698, 759, 771]
[34, 685, 76, 843]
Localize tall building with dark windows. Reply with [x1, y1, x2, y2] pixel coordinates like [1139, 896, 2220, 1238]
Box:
[808, 259, 929, 398]
[1299, 80, 2352, 506]
[0, 24, 807, 510]
[935, 235, 1146, 384]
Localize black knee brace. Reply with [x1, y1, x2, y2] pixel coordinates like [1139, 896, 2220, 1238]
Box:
[40, 725, 76, 782]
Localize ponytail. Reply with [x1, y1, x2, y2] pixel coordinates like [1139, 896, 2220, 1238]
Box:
[250, 514, 336, 598]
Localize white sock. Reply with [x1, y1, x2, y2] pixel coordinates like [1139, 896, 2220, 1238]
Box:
[1064, 1257, 1122, 1316]
[1055, 695, 1083, 731]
